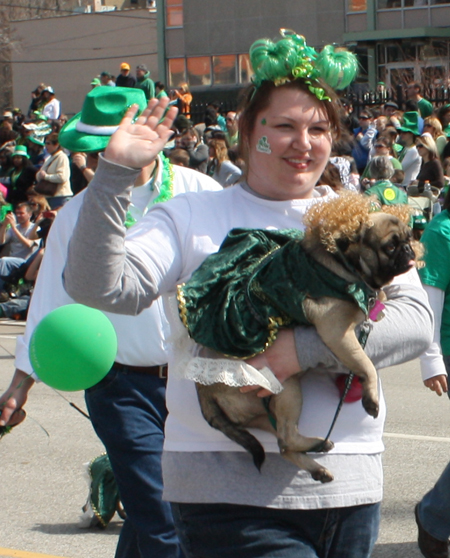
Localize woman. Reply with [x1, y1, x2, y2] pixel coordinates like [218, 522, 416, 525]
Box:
[170, 82, 192, 117]
[360, 135, 402, 183]
[415, 133, 445, 191]
[363, 156, 407, 206]
[35, 132, 72, 209]
[207, 138, 242, 187]
[180, 127, 209, 173]
[5, 145, 37, 207]
[65, 31, 432, 558]
[423, 116, 447, 159]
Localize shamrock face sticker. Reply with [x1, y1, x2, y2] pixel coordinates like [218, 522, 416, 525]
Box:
[256, 136, 271, 154]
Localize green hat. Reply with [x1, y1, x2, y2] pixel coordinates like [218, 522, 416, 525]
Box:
[59, 86, 147, 153]
[11, 145, 29, 159]
[412, 214, 427, 230]
[32, 111, 48, 122]
[398, 111, 421, 136]
[91, 77, 101, 86]
[443, 124, 450, 138]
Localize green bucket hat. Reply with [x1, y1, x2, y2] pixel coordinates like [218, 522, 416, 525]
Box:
[443, 124, 450, 138]
[58, 86, 147, 153]
[11, 145, 29, 159]
[398, 111, 421, 136]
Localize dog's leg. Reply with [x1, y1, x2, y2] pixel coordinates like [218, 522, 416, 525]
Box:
[265, 376, 334, 482]
[306, 298, 379, 418]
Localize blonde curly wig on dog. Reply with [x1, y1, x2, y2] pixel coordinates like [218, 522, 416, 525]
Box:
[303, 190, 416, 255]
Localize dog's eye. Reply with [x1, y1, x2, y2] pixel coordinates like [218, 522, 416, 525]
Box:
[384, 242, 396, 255]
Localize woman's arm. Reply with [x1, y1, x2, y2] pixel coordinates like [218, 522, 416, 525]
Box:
[40, 152, 70, 184]
[64, 99, 178, 313]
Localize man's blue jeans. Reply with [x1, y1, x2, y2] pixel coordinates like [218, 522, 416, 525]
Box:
[171, 501, 381, 558]
[85, 364, 183, 558]
[0, 256, 25, 290]
[416, 354, 450, 542]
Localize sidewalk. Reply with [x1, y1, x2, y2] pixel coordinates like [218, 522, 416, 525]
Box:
[0, 321, 119, 558]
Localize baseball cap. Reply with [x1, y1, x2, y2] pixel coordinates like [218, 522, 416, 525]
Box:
[120, 62, 131, 70]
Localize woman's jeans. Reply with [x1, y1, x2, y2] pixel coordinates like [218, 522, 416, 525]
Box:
[172, 501, 381, 558]
[416, 354, 450, 542]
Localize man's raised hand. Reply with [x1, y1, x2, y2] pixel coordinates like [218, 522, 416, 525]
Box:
[104, 97, 178, 170]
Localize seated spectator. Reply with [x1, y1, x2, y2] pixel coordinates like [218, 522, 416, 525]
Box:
[207, 139, 242, 187]
[167, 148, 190, 168]
[364, 156, 408, 206]
[5, 146, 37, 206]
[362, 135, 402, 180]
[26, 190, 51, 219]
[414, 133, 445, 191]
[180, 127, 208, 173]
[35, 133, 72, 209]
[0, 202, 40, 298]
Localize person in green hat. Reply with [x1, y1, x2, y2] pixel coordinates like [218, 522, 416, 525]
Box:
[407, 82, 433, 118]
[397, 111, 422, 188]
[5, 145, 37, 206]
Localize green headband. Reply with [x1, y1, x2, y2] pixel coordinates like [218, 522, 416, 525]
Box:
[249, 29, 359, 102]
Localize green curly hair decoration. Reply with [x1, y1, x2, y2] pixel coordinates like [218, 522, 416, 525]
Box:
[249, 29, 358, 101]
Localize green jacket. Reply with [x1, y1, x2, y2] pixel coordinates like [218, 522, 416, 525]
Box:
[179, 228, 375, 358]
[135, 71, 155, 100]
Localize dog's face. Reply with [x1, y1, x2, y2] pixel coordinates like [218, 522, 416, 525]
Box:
[340, 212, 418, 289]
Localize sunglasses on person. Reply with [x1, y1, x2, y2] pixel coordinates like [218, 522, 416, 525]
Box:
[374, 144, 386, 148]
[359, 115, 370, 120]
[416, 144, 425, 149]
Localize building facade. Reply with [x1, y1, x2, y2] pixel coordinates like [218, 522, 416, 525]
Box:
[158, 0, 450, 101]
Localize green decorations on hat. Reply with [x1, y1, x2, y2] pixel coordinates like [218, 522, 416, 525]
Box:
[33, 111, 48, 122]
[249, 28, 358, 102]
[58, 86, 147, 153]
[398, 111, 421, 136]
[443, 124, 450, 138]
[91, 77, 101, 86]
[29, 304, 118, 391]
[11, 145, 29, 159]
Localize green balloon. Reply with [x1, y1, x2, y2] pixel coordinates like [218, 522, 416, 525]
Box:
[29, 304, 118, 391]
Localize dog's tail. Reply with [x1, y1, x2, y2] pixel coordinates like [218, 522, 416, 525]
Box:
[196, 385, 266, 471]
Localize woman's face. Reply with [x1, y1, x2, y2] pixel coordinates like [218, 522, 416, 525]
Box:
[247, 87, 332, 200]
[12, 155, 24, 168]
[374, 142, 389, 156]
[45, 140, 60, 155]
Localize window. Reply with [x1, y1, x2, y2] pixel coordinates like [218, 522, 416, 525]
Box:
[166, 0, 183, 27]
[187, 57, 211, 86]
[168, 58, 186, 88]
[213, 55, 236, 85]
[347, 0, 367, 11]
[239, 54, 253, 84]
[378, 0, 402, 7]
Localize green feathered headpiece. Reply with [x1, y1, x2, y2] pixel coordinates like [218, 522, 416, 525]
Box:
[249, 29, 358, 101]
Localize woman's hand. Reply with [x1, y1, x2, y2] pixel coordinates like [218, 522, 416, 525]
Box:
[424, 374, 448, 396]
[241, 329, 301, 397]
[36, 169, 47, 181]
[104, 98, 178, 170]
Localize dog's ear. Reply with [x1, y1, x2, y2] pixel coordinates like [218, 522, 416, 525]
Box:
[335, 236, 350, 253]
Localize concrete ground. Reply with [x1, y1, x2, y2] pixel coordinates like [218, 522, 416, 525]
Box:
[1, 319, 450, 557]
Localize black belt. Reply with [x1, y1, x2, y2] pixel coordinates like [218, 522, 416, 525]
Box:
[113, 362, 168, 378]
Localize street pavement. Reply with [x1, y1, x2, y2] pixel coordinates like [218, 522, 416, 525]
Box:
[1, 319, 450, 557]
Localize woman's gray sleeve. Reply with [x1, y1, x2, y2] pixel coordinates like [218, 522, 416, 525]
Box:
[63, 156, 160, 315]
[295, 280, 433, 372]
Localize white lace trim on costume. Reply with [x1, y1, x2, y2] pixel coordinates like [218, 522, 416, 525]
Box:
[184, 358, 283, 393]
[164, 293, 284, 394]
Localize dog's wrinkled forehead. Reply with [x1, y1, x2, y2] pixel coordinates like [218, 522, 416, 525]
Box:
[364, 213, 410, 244]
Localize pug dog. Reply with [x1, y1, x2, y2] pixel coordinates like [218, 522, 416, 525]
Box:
[177, 192, 421, 483]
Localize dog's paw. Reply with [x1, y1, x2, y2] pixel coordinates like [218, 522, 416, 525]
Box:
[312, 468, 334, 483]
[362, 396, 379, 418]
[309, 439, 334, 453]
